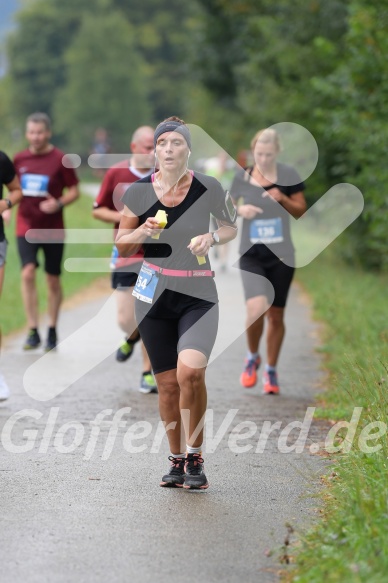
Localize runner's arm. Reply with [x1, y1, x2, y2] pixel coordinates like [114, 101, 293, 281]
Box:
[0, 175, 23, 215]
[92, 206, 121, 224]
[58, 184, 80, 208]
[115, 208, 160, 257]
[281, 191, 307, 218]
[188, 220, 237, 256]
[92, 169, 121, 224]
[40, 184, 80, 214]
[237, 204, 263, 219]
[264, 189, 307, 218]
[214, 220, 238, 244]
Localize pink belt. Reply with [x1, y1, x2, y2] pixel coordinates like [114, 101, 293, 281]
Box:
[144, 261, 214, 278]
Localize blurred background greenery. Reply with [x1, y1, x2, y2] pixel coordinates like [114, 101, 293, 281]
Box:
[1, 4, 388, 577]
[0, 0, 387, 270]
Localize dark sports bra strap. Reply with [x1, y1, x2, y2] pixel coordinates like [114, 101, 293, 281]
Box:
[243, 166, 274, 190]
[243, 166, 253, 182]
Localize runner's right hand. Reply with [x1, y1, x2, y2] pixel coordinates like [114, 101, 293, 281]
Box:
[142, 217, 163, 238]
[238, 204, 263, 220]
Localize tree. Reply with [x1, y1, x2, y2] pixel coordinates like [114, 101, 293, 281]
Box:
[111, 0, 199, 121]
[6, 0, 84, 119]
[53, 10, 151, 154]
[315, 0, 388, 269]
[5, 0, 199, 140]
[188, 1, 349, 169]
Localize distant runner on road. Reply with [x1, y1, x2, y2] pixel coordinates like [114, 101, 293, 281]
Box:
[14, 112, 80, 352]
[230, 128, 307, 395]
[92, 125, 158, 394]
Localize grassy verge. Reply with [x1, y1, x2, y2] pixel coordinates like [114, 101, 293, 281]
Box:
[76, 164, 103, 184]
[1, 191, 112, 336]
[289, 241, 388, 582]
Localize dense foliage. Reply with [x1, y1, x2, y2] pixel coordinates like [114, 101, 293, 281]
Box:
[0, 0, 386, 268]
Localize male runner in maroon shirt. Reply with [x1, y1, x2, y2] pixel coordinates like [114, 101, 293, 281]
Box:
[14, 112, 80, 351]
[93, 125, 157, 394]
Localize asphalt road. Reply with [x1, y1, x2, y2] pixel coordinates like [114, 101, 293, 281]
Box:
[0, 237, 328, 583]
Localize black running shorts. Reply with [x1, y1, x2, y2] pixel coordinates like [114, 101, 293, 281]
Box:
[17, 236, 64, 276]
[135, 289, 219, 374]
[239, 252, 294, 308]
[111, 269, 139, 290]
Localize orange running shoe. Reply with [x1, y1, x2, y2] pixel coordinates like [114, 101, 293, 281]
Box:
[263, 370, 280, 395]
[240, 356, 262, 388]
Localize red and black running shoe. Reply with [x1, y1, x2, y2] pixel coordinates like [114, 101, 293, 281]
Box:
[183, 453, 209, 490]
[160, 456, 185, 488]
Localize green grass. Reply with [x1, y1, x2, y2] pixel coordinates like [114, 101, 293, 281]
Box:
[288, 242, 388, 582]
[76, 163, 103, 184]
[1, 191, 112, 336]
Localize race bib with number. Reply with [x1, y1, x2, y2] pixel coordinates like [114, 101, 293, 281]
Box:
[21, 173, 49, 197]
[132, 263, 159, 304]
[250, 217, 284, 244]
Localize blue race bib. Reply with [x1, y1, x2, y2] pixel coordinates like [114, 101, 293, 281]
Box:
[21, 174, 50, 197]
[110, 245, 119, 270]
[250, 217, 284, 244]
[132, 263, 159, 304]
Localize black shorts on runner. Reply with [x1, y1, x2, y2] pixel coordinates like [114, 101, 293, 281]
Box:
[111, 269, 139, 290]
[135, 289, 219, 374]
[17, 237, 64, 276]
[239, 252, 294, 308]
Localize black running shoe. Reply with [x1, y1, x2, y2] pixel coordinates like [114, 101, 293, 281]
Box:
[116, 333, 141, 362]
[45, 328, 57, 352]
[183, 453, 209, 490]
[23, 329, 41, 350]
[160, 456, 186, 488]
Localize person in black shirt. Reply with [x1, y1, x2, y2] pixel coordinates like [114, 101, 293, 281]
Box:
[116, 117, 237, 489]
[0, 151, 23, 400]
[230, 128, 307, 395]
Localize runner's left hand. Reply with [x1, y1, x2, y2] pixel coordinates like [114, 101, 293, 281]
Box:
[187, 233, 213, 256]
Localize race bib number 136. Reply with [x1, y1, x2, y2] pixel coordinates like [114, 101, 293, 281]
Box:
[250, 217, 283, 244]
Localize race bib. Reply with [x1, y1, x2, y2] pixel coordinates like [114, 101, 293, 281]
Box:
[110, 245, 119, 270]
[21, 173, 49, 197]
[132, 263, 159, 304]
[250, 218, 284, 244]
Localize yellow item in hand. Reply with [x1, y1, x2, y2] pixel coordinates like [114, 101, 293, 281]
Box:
[152, 210, 168, 239]
[191, 237, 207, 265]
